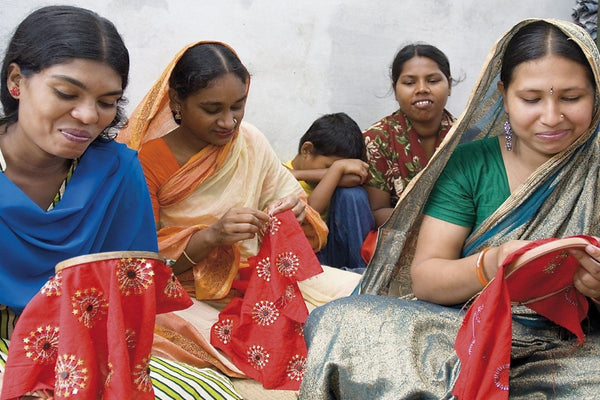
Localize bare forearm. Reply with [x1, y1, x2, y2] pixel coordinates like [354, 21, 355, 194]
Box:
[411, 254, 486, 305]
[171, 228, 219, 275]
[308, 167, 344, 214]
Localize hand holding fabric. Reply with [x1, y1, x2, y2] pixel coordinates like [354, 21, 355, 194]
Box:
[205, 207, 270, 247]
[571, 242, 600, 299]
[266, 195, 306, 223]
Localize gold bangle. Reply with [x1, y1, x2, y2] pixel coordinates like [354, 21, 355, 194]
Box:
[476, 247, 492, 287]
[181, 250, 197, 265]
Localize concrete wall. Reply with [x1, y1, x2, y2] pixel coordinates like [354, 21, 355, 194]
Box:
[1, 0, 576, 160]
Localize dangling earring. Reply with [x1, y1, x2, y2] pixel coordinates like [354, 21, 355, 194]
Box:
[9, 86, 20, 98]
[504, 121, 513, 151]
[174, 105, 182, 123]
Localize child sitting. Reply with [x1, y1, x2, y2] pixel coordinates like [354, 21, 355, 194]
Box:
[284, 113, 374, 272]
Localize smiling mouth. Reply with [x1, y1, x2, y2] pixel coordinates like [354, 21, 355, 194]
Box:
[413, 100, 433, 107]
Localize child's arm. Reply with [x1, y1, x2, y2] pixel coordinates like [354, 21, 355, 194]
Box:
[288, 168, 328, 183]
[308, 159, 368, 214]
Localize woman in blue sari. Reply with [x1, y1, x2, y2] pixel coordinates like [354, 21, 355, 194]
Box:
[300, 19, 600, 399]
[0, 5, 156, 335]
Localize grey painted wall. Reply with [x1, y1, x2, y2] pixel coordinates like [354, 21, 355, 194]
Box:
[1, 1, 576, 160]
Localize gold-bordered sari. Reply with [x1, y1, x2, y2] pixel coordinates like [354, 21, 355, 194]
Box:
[299, 19, 600, 400]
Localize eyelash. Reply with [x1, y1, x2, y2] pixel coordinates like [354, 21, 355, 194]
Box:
[55, 90, 118, 109]
[522, 97, 581, 104]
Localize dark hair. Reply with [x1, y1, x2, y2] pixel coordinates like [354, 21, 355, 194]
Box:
[391, 44, 452, 88]
[298, 112, 364, 159]
[0, 5, 130, 141]
[169, 43, 249, 124]
[501, 21, 594, 90]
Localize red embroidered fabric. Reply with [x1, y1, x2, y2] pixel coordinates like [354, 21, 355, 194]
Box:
[211, 210, 323, 390]
[1, 252, 192, 400]
[453, 235, 597, 400]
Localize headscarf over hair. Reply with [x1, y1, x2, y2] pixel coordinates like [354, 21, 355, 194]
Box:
[361, 19, 600, 296]
[118, 41, 248, 150]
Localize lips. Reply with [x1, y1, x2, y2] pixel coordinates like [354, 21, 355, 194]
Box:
[536, 130, 569, 141]
[215, 129, 235, 138]
[413, 99, 433, 109]
[60, 129, 93, 143]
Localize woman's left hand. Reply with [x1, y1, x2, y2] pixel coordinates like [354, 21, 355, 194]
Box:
[266, 195, 306, 223]
[571, 244, 600, 300]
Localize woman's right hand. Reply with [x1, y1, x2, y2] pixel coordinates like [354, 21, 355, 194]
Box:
[205, 207, 270, 247]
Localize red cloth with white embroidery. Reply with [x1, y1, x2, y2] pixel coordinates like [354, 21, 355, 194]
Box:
[453, 235, 597, 400]
[1, 252, 192, 400]
[211, 210, 323, 390]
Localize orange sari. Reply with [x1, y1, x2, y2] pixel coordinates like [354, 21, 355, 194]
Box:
[119, 41, 328, 302]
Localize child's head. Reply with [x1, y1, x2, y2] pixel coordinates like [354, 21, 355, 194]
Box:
[298, 112, 364, 161]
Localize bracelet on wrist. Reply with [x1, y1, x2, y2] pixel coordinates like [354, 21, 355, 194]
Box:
[476, 247, 492, 287]
[182, 250, 198, 265]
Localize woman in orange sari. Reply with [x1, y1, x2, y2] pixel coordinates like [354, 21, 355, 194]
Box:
[120, 42, 358, 393]
[120, 42, 329, 301]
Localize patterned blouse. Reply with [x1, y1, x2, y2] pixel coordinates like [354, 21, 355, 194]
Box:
[363, 108, 454, 207]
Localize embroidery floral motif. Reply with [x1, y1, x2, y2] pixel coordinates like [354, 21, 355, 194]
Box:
[71, 288, 108, 328]
[294, 322, 304, 337]
[125, 328, 137, 350]
[286, 354, 306, 382]
[117, 258, 154, 296]
[256, 257, 271, 282]
[55, 354, 88, 397]
[543, 251, 568, 274]
[23, 325, 59, 364]
[133, 357, 153, 392]
[276, 252, 299, 277]
[247, 345, 270, 370]
[277, 285, 297, 308]
[266, 216, 281, 236]
[493, 363, 510, 391]
[105, 362, 114, 388]
[214, 319, 234, 344]
[40, 272, 63, 297]
[468, 305, 485, 356]
[164, 273, 185, 298]
[252, 300, 279, 326]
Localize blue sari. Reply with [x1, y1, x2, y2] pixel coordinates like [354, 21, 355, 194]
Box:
[0, 140, 158, 314]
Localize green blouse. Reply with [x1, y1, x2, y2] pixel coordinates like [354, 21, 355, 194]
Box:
[424, 136, 511, 230]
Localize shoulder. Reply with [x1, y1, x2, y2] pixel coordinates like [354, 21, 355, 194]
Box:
[238, 121, 271, 146]
[363, 109, 404, 137]
[86, 140, 138, 164]
[452, 136, 499, 159]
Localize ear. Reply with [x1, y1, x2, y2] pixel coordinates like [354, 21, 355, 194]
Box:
[497, 81, 509, 114]
[7, 63, 23, 92]
[300, 141, 314, 155]
[168, 88, 180, 111]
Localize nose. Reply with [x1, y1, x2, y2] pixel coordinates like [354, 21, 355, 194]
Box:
[416, 79, 431, 94]
[540, 99, 563, 126]
[71, 100, 99, 125]
[218, 111, 237, 129]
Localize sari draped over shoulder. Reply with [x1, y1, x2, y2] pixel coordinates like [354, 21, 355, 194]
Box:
[300, 19, 600, 400]
[119, 41, 328, 301]
[361, 18, 600, 297]
[0, 141, 158, 315]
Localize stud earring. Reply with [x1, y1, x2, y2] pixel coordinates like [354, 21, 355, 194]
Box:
[9, 86, 20, 97]
[560, 114, 564, 119]
[504, 121, 513, 151]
